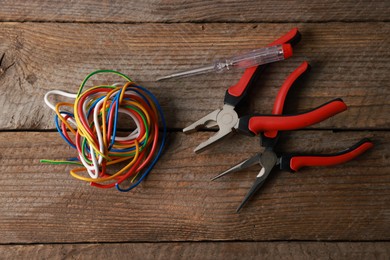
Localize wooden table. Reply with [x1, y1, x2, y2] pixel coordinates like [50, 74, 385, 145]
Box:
[0, 1, 389, 258]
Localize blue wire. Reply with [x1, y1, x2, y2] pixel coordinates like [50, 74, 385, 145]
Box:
[108, 91, 120, 150]
[116, 85, 167, 192]
[55, 112, 76, 149]
[108, 87, 151, 152]
[86, 95, 106, 118]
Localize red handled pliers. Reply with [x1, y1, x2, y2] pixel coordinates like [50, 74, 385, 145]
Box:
[211, 61, 374, 212]
[183, 28, 347, 153]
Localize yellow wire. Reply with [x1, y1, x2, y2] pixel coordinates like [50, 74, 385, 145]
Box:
[73, 88, 109, 160]
[55, 102, 77, 135]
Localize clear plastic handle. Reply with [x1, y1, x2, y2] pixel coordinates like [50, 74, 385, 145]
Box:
[214, 44, 292, 72]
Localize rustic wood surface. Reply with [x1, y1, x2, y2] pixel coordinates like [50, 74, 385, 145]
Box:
[0, 131, 388, 243]
[0, 0, 389, 258]
[4, 242, 390, 260]
[0, 0, 388, 22]
[0, 23, 388, 130]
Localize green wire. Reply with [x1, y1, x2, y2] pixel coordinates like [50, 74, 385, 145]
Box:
[40, 159, 83, 166]
[77, 70, 133, 96]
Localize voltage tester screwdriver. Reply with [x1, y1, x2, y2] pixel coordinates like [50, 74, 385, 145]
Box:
[157, 44, 292, 81]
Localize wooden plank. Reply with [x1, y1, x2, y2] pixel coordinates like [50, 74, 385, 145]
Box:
[0, 1, 388, 23]
[0, 130, 388, 243]
[0, 23, 388, 130]
[2, 242, 390, 259]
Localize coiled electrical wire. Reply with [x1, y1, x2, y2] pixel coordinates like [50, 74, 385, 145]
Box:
[41, 70, 166, 191]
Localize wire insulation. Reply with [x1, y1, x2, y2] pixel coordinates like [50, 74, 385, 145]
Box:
[41, 70, 166, 190]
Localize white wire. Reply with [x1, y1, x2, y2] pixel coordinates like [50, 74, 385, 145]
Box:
[44, 90, 78, 126]
[114, 108, 141, 141]
[93, 98, 106, 165]
[44, 90, 77, 111]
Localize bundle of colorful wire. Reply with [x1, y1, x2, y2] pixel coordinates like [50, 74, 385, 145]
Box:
[41, 70, 166, 191]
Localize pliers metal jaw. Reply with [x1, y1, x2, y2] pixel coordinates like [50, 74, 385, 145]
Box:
[212, 148, 278, 212]
[183, 104, 238, 153]
[211, 152, 264, 181]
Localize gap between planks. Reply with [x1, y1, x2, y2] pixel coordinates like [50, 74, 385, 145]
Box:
[1, 241, 390, 259]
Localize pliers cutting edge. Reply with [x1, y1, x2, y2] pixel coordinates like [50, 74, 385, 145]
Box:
[210, 61, 374, 212]
[183, 28, 347, 153]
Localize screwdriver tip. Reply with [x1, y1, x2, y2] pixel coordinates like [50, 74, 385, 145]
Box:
[210, 170, 229, 181]
[210, 175, 220, 181]
[156, 76, 170, 81]
[236, 203, 244, 213]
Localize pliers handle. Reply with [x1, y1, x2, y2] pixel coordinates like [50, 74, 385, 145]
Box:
[238, 98, 347, 136]
[235, 60, 347, 136]
[279, 138, 374, 172]
[224, 28, 301, 107]
[265, 61, 310, 139]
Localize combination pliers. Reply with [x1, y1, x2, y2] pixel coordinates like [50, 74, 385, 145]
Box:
[183, 28, 347, 153]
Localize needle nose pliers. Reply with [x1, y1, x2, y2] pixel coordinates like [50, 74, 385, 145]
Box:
[210, 61, 374, 212]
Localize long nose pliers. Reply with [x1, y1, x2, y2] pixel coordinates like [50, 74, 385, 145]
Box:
[210, 61, 374, 212]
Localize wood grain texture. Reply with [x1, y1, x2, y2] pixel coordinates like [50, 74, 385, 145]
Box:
[2, 242, 390, 260]
[0, 23, 388, 130]
[0, 131, 388, 243]
[0, 0, 389, 23]
[0, 0, 387, 255]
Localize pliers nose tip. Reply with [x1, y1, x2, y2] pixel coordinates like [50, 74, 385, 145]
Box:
[183, 108, 221, 134]
[193, 128, 233, 153]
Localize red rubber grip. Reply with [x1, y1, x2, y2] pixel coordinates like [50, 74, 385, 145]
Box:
[269, 28, 300, 46]
[228, 66, 257, 97]
[248, 99, 347, 135]
[282, 44, 293, 59]
[227, 28, 299, 98]
[264, 61, 309, 139]
[290, 141, 374, 171]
